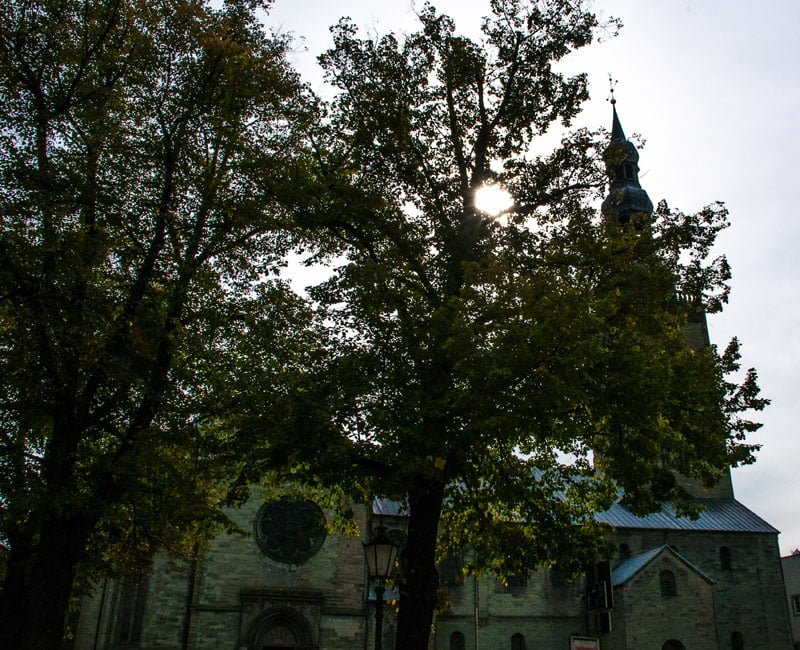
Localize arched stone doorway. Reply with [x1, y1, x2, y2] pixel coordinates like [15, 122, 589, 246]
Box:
[245, 607, 317, 650]
[261, 622, 299, 649]
[662, 640, 686, 650]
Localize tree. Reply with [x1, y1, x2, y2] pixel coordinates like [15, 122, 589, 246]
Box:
[0, 1, 315, 647]
[267, 1, 766, 648]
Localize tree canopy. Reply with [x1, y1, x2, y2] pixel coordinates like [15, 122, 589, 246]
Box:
[0, 1, 768, 649]
[0, 1, 316, 647]
[263, 1, 766, 648]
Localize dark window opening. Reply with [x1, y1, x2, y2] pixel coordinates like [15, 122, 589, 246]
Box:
[659, 570, 677, 597]
[662, 641, 685, 650]
[618, 543, 631, 561]
[114, 574, 150, 645]
[450, 631, 466, 650]
[720, 546, 732, 571]
[549, 569, 566, 587]
[731, 631, 744, 650]
[511, 632, 526, 650]
[439, 554, 465, 587]
[502, 573, 528, 594]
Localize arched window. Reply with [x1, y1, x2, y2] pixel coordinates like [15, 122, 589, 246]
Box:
[549, 569, 566, 587]
[505, 573, 527, 594]
[439, 554, 465, 586]
[450, 631, 466, 650]
[511, 632, 526, 650]
[731, 631, 744, 650]
[660, 570, 677, 597]
[619, 543, 631, 561]
[720, 546, 732, 571]
[662, 641, 685, 650]
[114, 574, 150, 645]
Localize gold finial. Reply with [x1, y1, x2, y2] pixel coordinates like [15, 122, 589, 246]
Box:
[608, 74, 618, 105]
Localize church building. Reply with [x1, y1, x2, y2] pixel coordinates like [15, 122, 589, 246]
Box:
[72, 109, 794, 650]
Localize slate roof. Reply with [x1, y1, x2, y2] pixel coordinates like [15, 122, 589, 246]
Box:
[612, 546, 663, 586]
[596, 497, 778, 534]
[374, 495, 778, 535]
[612, 545, 714, 587]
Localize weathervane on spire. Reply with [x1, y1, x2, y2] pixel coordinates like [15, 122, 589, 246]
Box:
[608, 74, 618, 105]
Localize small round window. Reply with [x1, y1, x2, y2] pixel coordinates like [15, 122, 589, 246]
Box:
[255, 499, 327, 564]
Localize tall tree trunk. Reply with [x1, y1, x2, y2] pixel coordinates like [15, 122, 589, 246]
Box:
[20, 514, 90, 650]
[0, 530, 33, 648]
[395, 479, 445, 650]
[6, 415, 94, 650]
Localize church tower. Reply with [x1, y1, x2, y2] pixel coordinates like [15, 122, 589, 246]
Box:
[599, 103, 732, 500]
[601, 102, 654, 225]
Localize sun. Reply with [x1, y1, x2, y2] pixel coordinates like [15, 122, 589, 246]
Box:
[474, 183, 514, 217]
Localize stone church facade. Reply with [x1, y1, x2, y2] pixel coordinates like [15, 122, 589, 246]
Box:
[73, 110, 793, 650]
[75, 495, 373, 650]
[427, 493, 791, 650]
[72, 491, 792, 650]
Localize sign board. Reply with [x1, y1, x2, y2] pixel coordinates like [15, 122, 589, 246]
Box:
[570, 636, 599, 650]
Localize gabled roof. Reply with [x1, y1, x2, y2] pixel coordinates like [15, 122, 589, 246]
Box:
[612, 546, 662, 586]
[373, 496, 778, 535]
[596, 497, 778, 534]
[612, 545, 714, 587]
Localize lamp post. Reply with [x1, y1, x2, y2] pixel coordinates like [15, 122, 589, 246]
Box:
[363, 526, 399, 650]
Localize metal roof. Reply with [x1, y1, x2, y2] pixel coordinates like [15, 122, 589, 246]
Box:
[374, 496, 778, 535]
[612, 546, 663, 586]
[373, 497, 408, 517]
[612, 545, 714, 587]
[596, 498, 779, 534]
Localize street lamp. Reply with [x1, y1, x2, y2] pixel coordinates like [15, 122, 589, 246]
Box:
[363, 526, 399, 650]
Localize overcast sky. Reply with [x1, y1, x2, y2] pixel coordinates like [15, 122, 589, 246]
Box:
[264, 0, 800, 555]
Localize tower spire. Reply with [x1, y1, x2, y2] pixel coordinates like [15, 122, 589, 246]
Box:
[610, 104, 626, 143]
[608, 75, 626, 143]
[601, 93, 653, 225]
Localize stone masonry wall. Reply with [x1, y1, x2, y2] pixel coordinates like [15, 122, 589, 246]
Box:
[73, 500, 792, 650]
[435, 563, 585, 649]
[611, 551, 717, 650]
[74, 495, 371, 650]
[611, 529, 792, 650]
[781, 553, 800, 648]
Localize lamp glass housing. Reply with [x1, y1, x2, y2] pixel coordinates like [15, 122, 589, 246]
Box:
[363, 526, 398, 581]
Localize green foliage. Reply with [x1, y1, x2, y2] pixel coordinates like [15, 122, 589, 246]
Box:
[270, 1, 766, 646]
[253, 479, 362, 537]
[0, 0, 317, 643]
